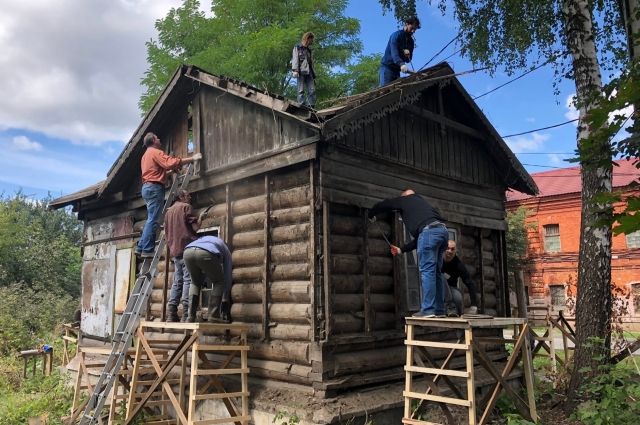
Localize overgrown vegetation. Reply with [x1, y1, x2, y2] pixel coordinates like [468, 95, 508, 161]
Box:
[0, 193, 81, 422]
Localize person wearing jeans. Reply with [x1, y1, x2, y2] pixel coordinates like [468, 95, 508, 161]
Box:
[164, 190, 202, 322]
[136, 132, 201, 257]
[183, 235, 233, 323]
[442, 240, 478, 316]
[291, 32, 316, 108]
[368, 189, 448, 317]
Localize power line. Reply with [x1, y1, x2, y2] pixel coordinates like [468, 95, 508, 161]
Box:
[501, 119, 579, 138]
[472, 57, 558, 100]
[521, 163, 568, 169]
[512, 152, 574, 155]
[419, 34, 459, 70]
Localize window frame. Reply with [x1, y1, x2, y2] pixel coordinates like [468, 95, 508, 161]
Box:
[543, 224, 561, 253]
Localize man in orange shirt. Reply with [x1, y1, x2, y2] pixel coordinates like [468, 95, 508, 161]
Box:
[136, 132, 201, 258]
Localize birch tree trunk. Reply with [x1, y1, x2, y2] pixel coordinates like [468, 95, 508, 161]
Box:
[562, 0, 613, 408]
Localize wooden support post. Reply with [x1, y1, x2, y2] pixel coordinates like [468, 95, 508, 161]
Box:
[262, 174, 271, 341]
[240, 330, 249, 424]
[126, 331, 144, 421]
[363, 210, 371, 333]
[404, 323, 414, 420]
[322, 201, 331, 339]
[477, 230, 485, 313]
[188, 331, 199, 425]
[308, 161, 317, 341]
[465, 328, 477, 425]
[162, 244, 170, 322]
[521, 323, 538, 422]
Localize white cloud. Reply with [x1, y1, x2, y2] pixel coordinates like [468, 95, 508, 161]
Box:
[0, 1, 211, 146]
[525, 117, 536, 123]
[10, 136, 42, 151]
[547, 153, 572, 166]
[506, 132, 550, 153]
[564, 94, 579, 123]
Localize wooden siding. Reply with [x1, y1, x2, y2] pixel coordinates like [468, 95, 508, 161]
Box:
[332, 101, 503, 190]
[194, 87, 317, 173]
[319, 145, 506, 230]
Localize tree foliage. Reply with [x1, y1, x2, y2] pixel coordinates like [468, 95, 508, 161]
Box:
[140, 0, 370, 112]
[505, 206, 531, 272]
[0, 194, 82, 298]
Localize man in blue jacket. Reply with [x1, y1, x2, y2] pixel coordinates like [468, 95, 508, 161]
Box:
[379, 16, 421, 86]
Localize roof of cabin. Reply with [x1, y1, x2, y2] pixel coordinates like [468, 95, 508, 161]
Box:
[50, 63, 537, 210]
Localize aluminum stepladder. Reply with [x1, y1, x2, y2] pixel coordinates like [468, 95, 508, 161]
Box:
[79, 163, 195, 424]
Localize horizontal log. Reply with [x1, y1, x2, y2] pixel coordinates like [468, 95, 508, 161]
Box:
[232, 266, 262, 282]
[271, 166, 310, 191]
[371, 294, 395, 312]
[332, 313, 364, 334]
[232, 247, 264, 267]
[482, 251, 495, 262]
[271, 242, 309, 263]
[368, 256, 393, 275]
[329, 346, 405, 377]
[331, 255, 362, 274]
[271, 281, 311, 303]
[332, 274, 363, 293]
[232, 194, 265, 216]
[368, 239, 391, 257]
[227, 323, 312, 341]
[483, 293, 497, 309]
[271, 185, 311, 210]
[230, 283, 263, 303]
[272, 223, 310, 243]
[233, 212, 265, 232]
[151, 289, 163, 304]
[272, 263, 309, 280]
[330, 235, 363, 255]
[330, 215, 363, 236]
[333, 294, 364, 313]
[232, 230, 264, 249]
[483, 266, 496, 279]
[230, 303, 311, 324]
[271, 206, 311, 226]
[370, 275, 394, 293]
[155, 260, 174, 273]
[231, 281, 311, 304]
[153, 272, 171, 289]
[251, 340, 310, 365]
[483, 281, 497, 293]
[373, 312, 397, 330]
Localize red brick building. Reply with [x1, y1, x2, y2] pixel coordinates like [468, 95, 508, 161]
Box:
[505, 158, 640, 319]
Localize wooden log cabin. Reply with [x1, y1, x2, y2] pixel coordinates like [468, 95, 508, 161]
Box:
[51, 63, 537, 420]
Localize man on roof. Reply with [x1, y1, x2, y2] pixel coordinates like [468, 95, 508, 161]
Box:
[379, 16, 421, 86]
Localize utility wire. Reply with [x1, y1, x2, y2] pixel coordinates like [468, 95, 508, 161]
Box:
[472, 60, 551, 100]
[501, 119, 579, 138]
[419, 34, 460, 70]
[513, 152, 574, 155]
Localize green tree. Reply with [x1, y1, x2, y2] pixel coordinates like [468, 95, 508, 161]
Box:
[0, 194, 82, 298]
[377, 0, 633, 409]
[140, 0, 365, 112]
[505, 207, 530, 272]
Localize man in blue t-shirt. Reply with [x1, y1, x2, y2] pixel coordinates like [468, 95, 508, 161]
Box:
[183, 235, 233, 323]
[379, 16, 421, 86]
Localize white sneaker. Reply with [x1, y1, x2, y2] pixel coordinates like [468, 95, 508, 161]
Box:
[465, 306, 478, 315]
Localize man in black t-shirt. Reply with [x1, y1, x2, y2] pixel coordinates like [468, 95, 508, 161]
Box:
[369, 189, 449, 317]
[442, 240, 478, 316]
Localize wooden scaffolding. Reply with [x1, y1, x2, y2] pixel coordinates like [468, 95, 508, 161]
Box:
[402, 316, 537, 425]
[69, 321, 250, 425]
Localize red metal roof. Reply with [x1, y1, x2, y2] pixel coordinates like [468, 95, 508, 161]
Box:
[506, 158, 640, 202]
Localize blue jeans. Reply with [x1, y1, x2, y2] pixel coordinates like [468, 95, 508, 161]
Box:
[379, 65, 400, 86]
[444, 279, 463, 315]
[137, 182, 164, 253]
[417, 225, 449, 315]
[168, 256, 191, 308]
[297, 74, 316, 107]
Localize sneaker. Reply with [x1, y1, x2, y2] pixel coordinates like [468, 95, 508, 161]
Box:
[134, 247, 142, 256]
[435, 314, 447, 318]
[141, 251, 155, 258]
[446, 310, 459, 318]
[412, 311, 436, 318]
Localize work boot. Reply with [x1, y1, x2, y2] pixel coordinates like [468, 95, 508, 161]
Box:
[187, 294, 200, 323]
[207, 296, 222, 323]
[180, 302, 189, 322]
[166, 304, 179, 322]
[220, 301, 232, 323]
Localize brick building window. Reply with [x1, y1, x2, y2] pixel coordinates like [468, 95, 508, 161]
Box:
[627, 230, 640, 249]
[549, 284, 566, 308]
[543, 224, 561, 253]
[632, 283, 640, 315]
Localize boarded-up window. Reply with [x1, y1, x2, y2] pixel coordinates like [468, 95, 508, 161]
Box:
[543, 224, 561, 253]
[626, 231, 640, 249]
[549, 284, 565, 308]
[631, 283, 640, 315]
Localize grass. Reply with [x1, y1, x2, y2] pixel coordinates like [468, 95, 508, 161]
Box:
[0, 337, 74, 425]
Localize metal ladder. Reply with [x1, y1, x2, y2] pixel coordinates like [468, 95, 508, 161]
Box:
[79, 163, 195, 424]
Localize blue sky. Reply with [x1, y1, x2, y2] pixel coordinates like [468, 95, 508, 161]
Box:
[1, 0, 583, 200]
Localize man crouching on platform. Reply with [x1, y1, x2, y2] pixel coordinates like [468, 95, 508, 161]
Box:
[183, 235, 233, 323]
